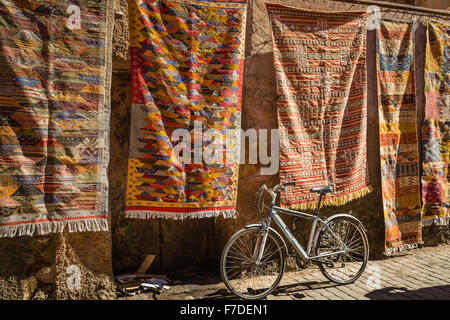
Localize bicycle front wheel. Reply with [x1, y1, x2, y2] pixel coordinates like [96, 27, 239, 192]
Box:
[315, 216, 369, 284]
[220, 226, 285, 300]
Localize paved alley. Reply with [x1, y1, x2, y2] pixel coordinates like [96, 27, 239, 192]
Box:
[120, 244, 450, 300]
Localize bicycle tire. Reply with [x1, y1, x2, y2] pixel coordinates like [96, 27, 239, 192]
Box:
[220, 226, 286, 300]
[315, 216, 369, 284]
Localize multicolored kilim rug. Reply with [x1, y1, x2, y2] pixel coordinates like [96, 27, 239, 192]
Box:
[0, 0, 113, 237]
[421, 21, 449, 226]
[266, 4, 372, 210]
[125, 0, 247, 219]
[377, 20, 422, 255]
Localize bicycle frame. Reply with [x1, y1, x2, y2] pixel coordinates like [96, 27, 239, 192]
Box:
[255, 188, 349, 264]
[265, 206, 348, 262]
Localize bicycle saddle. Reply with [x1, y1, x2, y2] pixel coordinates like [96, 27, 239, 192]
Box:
[310, 186, 333, 194]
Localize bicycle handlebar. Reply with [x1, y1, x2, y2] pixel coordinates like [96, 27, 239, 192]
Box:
[260, 182, 297, 205]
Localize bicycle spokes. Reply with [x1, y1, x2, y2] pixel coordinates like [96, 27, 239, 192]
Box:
[221, 227, 285, 299]
[316, 217, 368, 283]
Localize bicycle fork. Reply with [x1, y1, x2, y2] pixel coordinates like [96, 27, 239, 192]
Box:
[252, 217, 271, 264]
[252, 230, 268, 264]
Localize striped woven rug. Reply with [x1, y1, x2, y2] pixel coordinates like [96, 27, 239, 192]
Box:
[0, 0, 113, 237]
[421, 21, 449, 227]
[377, 20, 422, 255]
[266, 3, 372, 210]
[125, 0, 247, 219]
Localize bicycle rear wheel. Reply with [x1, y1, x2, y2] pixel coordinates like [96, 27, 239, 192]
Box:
[315, 216, 369, 284]
[220, 226, 285, 300]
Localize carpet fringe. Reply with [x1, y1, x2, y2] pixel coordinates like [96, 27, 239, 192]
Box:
[286, 185, 373, 211]
[385, 241, 424, 256]
[422, 216, 450, 227]
[125, 209, 238, 220]
[0, 218, 108, 238]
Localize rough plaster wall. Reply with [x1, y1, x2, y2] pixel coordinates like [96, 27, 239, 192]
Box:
[0, 236, 54, 299]
[0, 228, 117, 300]
[53, 232, 115, 300]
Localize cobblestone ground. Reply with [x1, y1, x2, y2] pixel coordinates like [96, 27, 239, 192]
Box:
[119, 244, 450, 300]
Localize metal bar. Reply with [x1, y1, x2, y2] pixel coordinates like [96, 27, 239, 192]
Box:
[310, 249, 347, 260]
[306, 218, 319, 255]
[256, 232, 268, 263]
[273, 206, 316, 220]
[271, 210, 309, 259]
[334, 0, 450, 17]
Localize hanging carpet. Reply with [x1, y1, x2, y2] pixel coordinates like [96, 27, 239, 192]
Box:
[0, 0, 113, 237]
[266, 3, 372, 210]
[125, 0, 247, 219]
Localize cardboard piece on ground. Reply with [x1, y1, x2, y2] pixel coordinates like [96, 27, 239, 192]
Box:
[135, 254, 156, 274]
[115, 273, 137, 284]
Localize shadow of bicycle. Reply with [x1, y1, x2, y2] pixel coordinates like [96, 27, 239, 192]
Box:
[199, 280, 338, 300]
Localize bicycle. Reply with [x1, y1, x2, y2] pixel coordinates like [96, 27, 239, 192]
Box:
[220, 182, 369, 300]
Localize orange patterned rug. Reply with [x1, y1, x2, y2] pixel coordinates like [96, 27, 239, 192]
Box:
[421, 21, 449, 227]
[266, 3, 372, 210]
[377, 20, 422, 255]
[0, 0, 113, 237]
[125, 0, 247, 219]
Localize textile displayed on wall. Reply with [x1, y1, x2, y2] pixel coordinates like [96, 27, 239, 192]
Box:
[266, 4, 372, 210]
[0, 0, 113, 237]
[125, 0, 247, 219]
[421, 21, 449, 226]
[377, 20, 422, 255]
